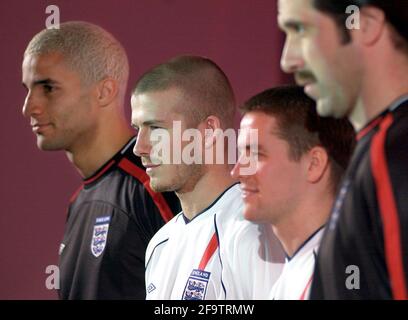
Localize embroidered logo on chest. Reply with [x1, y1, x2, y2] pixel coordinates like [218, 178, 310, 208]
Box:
[182, 269, 211, 300]
[91, 216, 111, 258]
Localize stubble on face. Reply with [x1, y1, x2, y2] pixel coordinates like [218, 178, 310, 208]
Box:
[149, 162, 205, 194]
[133, 88, 208, 195]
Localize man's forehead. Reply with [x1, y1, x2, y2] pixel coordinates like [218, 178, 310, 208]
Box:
[131, 93, 159, 115]
[238, 114, 262, 142]
[131, 89, 187, 122]
[132, 88, 183, 107]
[22, 52, 69, 82]
[131, 94, 170, 126]
[23, 52, 64, 69]
[239, 112, 281, 140]
[22, 54, 41, 77]
[278, 0, 314, 12]
[241, 111, 277, 128]
[22, 54, 46, 83]
[278, 0, 314, 24]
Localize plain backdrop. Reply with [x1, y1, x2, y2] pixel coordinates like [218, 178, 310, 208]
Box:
[0, 0, 291, 299]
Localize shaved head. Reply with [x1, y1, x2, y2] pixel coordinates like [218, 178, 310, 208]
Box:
[24, 21, 129, 101]
[132, 55, 236, 129]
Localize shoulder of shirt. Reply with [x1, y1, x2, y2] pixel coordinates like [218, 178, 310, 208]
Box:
[213, 184, 244, 221]
[215, 185, 268, 242]
[368, 107, 408, 168]
[217, 184, 265, 227]
[145, 184, 242, 257]
[145, 212, 182, 254]
[385, 112, 408, 145]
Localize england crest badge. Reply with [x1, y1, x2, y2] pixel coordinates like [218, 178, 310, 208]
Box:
[91, 216, 111, 258]
[182, 269, 211, 300]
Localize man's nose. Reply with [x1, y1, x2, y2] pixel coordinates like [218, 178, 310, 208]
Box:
[231, 154, 246, 180]
[280, 37, 304, 74]
[22, 91, 43, 118]
[133, 128, 151, 158]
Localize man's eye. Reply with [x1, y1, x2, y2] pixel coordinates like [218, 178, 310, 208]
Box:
[250, 149, 263, 157]
[150, 126, 162, 131]
[295, 24, 305, 34]
[238, 149, 255, 158]
[43, 85, 54, 93]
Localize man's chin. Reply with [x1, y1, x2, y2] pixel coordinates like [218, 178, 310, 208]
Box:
[149, 180, 174, 193]
[316, 98, 336, 118]
[317, 97, 351, 119]
[243, 206, 262, 222]
[36, 138, 64, 151]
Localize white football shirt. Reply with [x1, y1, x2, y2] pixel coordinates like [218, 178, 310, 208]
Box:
[269, 227, 325, 300]
[145, 183, 285, 300]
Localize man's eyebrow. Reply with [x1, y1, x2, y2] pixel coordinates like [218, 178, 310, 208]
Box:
[143, 120, 166, 126]
[22, 78, 59, 89]
[279, 19, 304, 31]
[132, 119, 166, 128]
[33, 78, 59, 86]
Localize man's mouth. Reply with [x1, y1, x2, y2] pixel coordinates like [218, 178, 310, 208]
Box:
[142, 161, 161, 173]
[295, 72, 317, 88]
[294, 73, 319, 99]
[32, 123, 52, 134]
[304, 82, 317, 97]
[240, 185, 259, 198]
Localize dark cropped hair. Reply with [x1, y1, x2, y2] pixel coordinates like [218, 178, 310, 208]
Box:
[241, 85, 356, 194]
[132, 55, 236, 129]
[313, 0, 408, 53]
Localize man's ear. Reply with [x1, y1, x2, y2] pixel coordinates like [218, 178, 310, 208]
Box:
[95, 78, 119, 107]
[305, 146, 329, 184]
[357, 5, 386, 46]
[203, 115, 222, 149]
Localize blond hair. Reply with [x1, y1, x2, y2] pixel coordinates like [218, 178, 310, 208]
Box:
[25, 21, 129, 100]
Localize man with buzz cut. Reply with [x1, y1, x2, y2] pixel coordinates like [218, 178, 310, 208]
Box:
[131, 55, 285, 300]
[278, 0, 408, 299]
[22, 21, 180, 299]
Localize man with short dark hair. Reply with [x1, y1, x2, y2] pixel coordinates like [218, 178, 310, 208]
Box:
[278, 0, 408, 299]
[132, 55, 285, 300]
[22, 21, 180, 299]
[232, 85, 355, 299]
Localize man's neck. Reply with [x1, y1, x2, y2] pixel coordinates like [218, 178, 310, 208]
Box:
[349, 98, 366, 132]
[272, 194, 331, 258]
[357, 53, 408, 127]
[178, 166, 237, 220]
[67, 119, 133, 178]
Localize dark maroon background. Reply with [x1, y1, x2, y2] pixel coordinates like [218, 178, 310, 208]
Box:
[0, 0, 290, 299]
